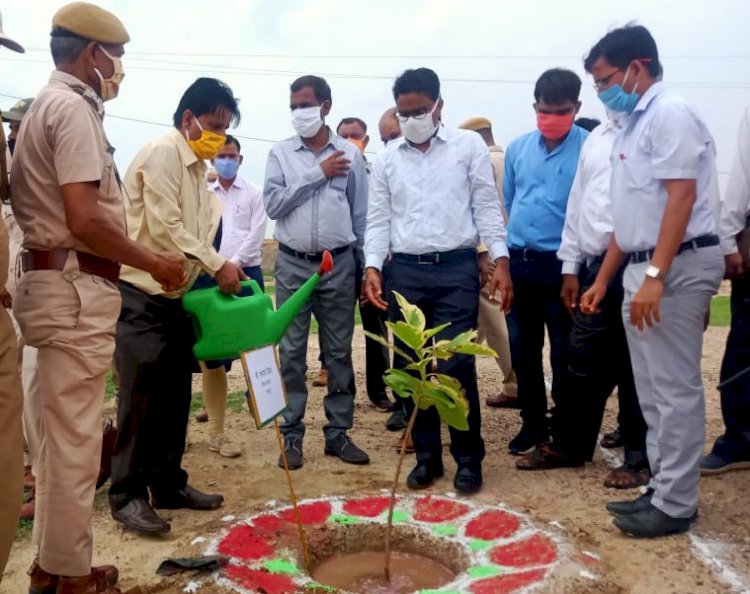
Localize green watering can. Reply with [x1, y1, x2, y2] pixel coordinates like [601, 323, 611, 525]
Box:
[183, 250, 333, 360]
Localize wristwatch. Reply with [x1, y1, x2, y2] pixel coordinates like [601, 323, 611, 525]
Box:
[645, 264, 666, 281]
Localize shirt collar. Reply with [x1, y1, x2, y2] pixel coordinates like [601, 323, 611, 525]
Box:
[169, 127, 199, 167]
[49, 70, 105, 119]
[398, 123, 447, 151]
[294, 126, 336, 151]
[536, 123, 583, 155]
[210, 175, 246, 192]
[633, 81, 663, 114]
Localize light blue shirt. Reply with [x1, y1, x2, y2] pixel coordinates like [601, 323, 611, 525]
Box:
[503, 125, 588, 251]
[263, 128, 368, 254]
[365, 125, 508, 270]
[610, 82, 719, 253]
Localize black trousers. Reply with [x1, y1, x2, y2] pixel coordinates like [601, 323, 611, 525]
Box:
[506, 249, 571, 430]
[710, 276, 750, 460]
[355, 266, 389, 402]
[553, 258, 648, 464]
[109, 281, 197, 510]
[383, 254, 484, 466]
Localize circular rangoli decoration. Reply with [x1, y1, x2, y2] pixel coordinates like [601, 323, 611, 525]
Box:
[206, 494, 565, 594]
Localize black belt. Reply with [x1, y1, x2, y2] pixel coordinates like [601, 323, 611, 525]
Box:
[629, 234, 720, 264]
[278, 243, 350, 262]
[391, 249, 476, 265]
[508, 248, 558, 262]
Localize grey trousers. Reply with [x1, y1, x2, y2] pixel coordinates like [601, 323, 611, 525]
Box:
[622, 245, 723, 518]
[275, 248, 356, 440]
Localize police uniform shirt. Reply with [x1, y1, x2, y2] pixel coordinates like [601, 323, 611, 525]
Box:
[10, 71, 124, 252]
[610, 82, 719, 252]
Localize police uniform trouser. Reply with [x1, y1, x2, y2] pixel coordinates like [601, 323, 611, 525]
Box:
[0, 306, 23, 581]
[14, 265, 120, 576]
[477, 283, 517, 398]
[622, 246, 723, 519]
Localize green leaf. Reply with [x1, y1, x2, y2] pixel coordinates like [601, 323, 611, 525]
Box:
[393, 291, 425, 331]
[422, 322, 451, 342]
[433, 396, 470, 431]
[387, 320, 426, 352]
[435, 330, 479, 352]
[363, 330, 414, 363]
[383, 369, 421, 400]
[452, 342, 499, 357]
[404, 359, 431, 375]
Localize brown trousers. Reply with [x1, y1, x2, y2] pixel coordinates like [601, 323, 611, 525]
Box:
[14, 262, 120, 577]
[0, 306, 23, 582]
[477, 284, 517, 397]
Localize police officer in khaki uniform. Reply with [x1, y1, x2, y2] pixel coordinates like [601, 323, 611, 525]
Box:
[0, 9, 26, 583]
[458, 116, 518, 406]
[11, 3, 185, 592]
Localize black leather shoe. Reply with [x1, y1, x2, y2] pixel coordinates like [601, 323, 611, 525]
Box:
[278, 435, 304, 470]
[613, 503, 693, 538]
[406, 460, 444, 489]
[605, 488, 654, 516]
[508, 425, 549, 455]
[385, 408, 408, 431]
[454, 465, 482, 494]
[111, 497, 170, 534]
[152, 485, 224, 510]
[324, 434, 370, 465]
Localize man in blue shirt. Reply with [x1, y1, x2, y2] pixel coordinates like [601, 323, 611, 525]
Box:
[503, 69, 588, 455]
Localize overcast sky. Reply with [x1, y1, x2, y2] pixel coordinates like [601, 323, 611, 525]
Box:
[1, 0, 748, 237]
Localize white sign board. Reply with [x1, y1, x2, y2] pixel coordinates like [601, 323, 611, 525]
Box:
[240, 345, 288, 428]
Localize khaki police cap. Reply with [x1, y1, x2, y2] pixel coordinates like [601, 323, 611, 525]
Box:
[51, 2, 130, 45]
[0, 9, 25, 53]
[2, 98, 34, 122]
[458, 117, 492, 132]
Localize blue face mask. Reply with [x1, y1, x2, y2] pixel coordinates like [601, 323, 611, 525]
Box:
[213, 157, 240, 179]
[598, 68, 640, 114]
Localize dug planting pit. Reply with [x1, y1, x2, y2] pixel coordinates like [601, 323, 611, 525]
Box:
[207, 494, 569, 593]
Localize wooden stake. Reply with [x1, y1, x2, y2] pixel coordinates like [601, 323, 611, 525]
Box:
[274, 417, 311, 573]
[384, 402, 420, 582]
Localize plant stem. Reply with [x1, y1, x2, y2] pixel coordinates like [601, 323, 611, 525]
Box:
[274, 418, 311, 573]
[383, 398, 420, 582]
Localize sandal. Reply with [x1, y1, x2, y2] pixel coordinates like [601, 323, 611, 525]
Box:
[603, 464, 650, 490]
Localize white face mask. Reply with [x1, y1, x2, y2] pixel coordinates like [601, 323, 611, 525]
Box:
[398, 100, 439, 145]
[94, 45, 124, 102]
[291, 106, 324, 138]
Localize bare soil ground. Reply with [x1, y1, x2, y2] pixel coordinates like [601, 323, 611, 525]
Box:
[4, 324, 749, 593]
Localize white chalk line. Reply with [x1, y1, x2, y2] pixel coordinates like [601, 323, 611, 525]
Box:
[598, 435, 749, 592]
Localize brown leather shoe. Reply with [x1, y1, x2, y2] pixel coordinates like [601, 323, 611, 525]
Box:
[312, 368, 328, 387]
[515, 444, 584, 470]
[56, 574, 121, 594]
[29, 559, 118, 594]
[485, 392, 521, 408]
[195, 409, 209, 423]
[395, 432, 415, 454]
[24, 465, 36, 489]
[21, 487, 35, 520]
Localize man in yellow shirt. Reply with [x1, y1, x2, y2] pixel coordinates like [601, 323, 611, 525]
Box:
[109, 77, 245, 535]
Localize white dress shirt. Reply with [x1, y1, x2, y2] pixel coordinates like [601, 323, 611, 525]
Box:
[365, 125, 508, 270]
[611, 82, 719, 253]
[719, 105, 750, 255]
[210, 175, 267, 267]
[558, 120, 619, 274]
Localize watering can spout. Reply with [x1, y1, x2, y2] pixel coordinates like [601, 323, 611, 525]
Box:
[270, 250, 334, 344]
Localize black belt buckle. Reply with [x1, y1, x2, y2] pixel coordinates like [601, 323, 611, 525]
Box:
[417, 252, 439, 265]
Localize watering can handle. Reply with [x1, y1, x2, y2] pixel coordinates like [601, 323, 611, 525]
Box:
[217, 279, 263, 299]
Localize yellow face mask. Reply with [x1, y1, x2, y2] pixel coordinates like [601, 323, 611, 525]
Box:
[186, 116, 226, 160]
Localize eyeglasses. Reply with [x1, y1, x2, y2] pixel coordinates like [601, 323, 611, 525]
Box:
[593, 70, 621, 91]
[396, 111, 431, 123]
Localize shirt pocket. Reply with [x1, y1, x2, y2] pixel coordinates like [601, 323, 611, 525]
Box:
[233, 200, 255, 231]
